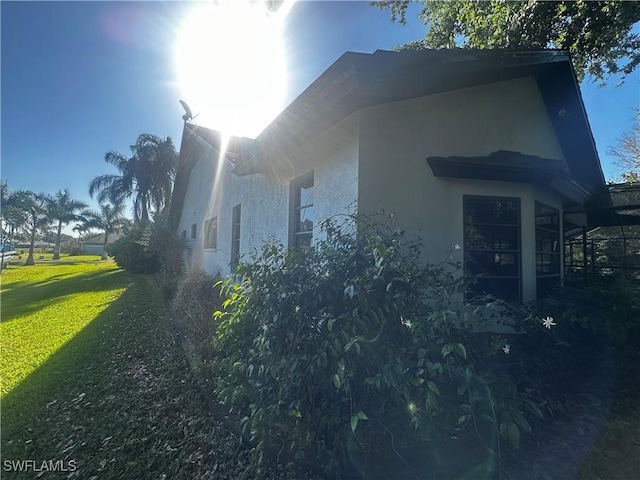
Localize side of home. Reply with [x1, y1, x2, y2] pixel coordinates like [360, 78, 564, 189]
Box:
[172, 49, 610, 301]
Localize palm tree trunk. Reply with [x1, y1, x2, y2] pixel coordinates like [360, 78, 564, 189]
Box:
[53, 220, 62, 260]
[25, 226, 36, 265]
[102, 232, 109, 260]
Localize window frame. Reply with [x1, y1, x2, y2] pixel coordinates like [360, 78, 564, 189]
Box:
[231, 204, 241, 270]
[289, 172, 314, 248]
[463, 195, 522, 302]
[204, 217, 218, 250]
[535, 201, 561, 298]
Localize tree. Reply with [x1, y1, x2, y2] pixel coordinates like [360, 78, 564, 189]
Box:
[21, 192, 51, 266]
[89, 134, 179, 224]
[608, 110, 640, 182]
[376, 1, 640, 84]
[45, 189, 88, 260]
[81, 202, 127, 260]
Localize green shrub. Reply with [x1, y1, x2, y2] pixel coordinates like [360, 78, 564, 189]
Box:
[212, 217, 537, 477]
[173, 269, 221, 359]
[108, 226, 160, 274]
[149, 212, 186, 300]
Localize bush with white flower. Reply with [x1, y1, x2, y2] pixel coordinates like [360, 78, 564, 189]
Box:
[210, 216, 552, 477]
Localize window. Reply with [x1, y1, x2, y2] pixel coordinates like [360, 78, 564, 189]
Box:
[204, 217, 218, 250]
[535, 202, 561, 298]
[464, 196, 521, 301]
[190, 223, 197, 240]
[181, 230, 186, 241]
[290, 172, 314, 248]
[231, 205, 241, 270]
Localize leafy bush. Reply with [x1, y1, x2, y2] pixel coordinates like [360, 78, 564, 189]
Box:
[108, 226, 160, 274]
[173, 269, 221, 359]
[149, 212, 186, 299]
[212, 217, 539, 477]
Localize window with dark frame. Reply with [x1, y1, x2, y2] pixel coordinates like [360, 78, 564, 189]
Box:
[464, 196, 521, 301]
[290, 172, 314, 248]
[535, 202, 561, 298]
[204, 217, 218, 250]
[190, 223, 197, 241]
[231, 204, 241, 270]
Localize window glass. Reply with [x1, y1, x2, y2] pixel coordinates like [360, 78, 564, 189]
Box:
[464, 196, 521, 301]
[291, 173, 314, 248]
[535, 202, 561, 298]
[204, 217, 217, 249]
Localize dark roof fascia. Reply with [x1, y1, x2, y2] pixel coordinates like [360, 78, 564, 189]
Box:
[427, 150, 591, 205]
[235, 49, 579, 176]
[535, 61, 608, 204]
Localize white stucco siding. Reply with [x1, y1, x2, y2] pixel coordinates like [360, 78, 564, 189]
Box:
[357, 76, 566, 301]
[178, 116, 359, 277]
[178, 153, 290, 276]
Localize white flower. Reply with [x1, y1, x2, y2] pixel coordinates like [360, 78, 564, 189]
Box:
[295, 305, 301, 313]
[502, 344, 511, 354]
[542, 316, 556, 329]
[453, 244, 461, 251]
[400, 316, 412, 329]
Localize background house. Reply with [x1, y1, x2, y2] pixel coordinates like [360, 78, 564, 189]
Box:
[172, 49, 625, 302]
[82, 232, 123, 256]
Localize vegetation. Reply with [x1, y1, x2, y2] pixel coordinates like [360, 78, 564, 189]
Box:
[44, 189, 88, 260]
[210, 219, 543, 477]
[81, 202, 128, 260]
[608, 110, 640, 182]
[1, 259, 288, 480]
[376, 0, 640, 84]
[88, 134, 179, 224]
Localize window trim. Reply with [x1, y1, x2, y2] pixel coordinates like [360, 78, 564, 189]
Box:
[231, 204, 241, 270]
[204, 217, 218, 250]
[535, 201, 561, 297]
[463, 195, 522, 302]
[289, 172, 314, 248]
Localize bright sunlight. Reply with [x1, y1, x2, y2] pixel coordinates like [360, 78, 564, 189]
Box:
[174, 0, 296, 139]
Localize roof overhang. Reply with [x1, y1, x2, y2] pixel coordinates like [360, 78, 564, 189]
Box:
[427, 150, 592, 205]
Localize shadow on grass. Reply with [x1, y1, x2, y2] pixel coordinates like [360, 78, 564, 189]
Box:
[0, 274, 141, 438]
[0, 266, 125, 323]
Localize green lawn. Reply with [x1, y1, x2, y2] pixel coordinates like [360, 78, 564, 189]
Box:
[0, 259, 263, 479]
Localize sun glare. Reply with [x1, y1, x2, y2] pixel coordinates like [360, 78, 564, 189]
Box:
[174, 0, 295, 139]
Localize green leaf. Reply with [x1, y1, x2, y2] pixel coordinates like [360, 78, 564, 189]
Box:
[357, 411, 368, 420]
[332, 374, 341, 389]
[442, 343, 467, 359]
[426, 381, 440, 396]
[351, 415, 358, 432]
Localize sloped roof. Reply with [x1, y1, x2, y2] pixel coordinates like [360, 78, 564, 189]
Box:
[173, 49, 608, 217]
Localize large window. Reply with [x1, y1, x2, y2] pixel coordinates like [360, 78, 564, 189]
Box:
[464, 196, 521, 301]
[535, 202, 561, 298]
[290, 172, 314, 248]
[231, 204, 241, 270]
[204, 217, 218, 250]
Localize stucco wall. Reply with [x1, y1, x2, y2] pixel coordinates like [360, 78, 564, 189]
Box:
[178, 116, 359, 276]
[357, 76, 566, 301]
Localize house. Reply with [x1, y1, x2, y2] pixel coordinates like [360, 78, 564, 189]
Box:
[172, 49, 626, 302]
[82, 232, 123, 256]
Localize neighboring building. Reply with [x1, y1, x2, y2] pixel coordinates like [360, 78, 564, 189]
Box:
[172, 49, 631, 302]
[83, 232, 122, 256]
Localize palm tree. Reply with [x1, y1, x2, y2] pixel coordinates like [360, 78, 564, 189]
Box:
[45, 189, 88, 260]
[88, 134, 178, 224]
[22, 192, 51, 266]
[81, 202, 127, 260]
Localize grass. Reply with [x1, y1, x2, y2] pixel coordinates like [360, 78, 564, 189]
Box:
[0, 259, 278, 479]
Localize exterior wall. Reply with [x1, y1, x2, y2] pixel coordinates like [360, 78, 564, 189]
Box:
[178, 116, 359, 276]
[84, 244, 105, 256]
[357, 77, 566, 301]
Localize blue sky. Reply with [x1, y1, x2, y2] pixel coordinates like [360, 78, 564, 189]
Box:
[2, 1, 638, 231]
